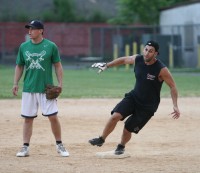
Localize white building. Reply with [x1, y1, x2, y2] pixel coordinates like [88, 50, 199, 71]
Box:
[159, 0, 200, 68]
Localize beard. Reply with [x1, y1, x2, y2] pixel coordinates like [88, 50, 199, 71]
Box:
[143, 56, 154, 62]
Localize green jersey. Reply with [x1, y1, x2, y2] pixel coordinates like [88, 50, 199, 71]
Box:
[16, 39, 61, 93]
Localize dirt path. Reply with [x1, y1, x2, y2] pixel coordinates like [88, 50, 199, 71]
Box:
[0, 98, 199, 173]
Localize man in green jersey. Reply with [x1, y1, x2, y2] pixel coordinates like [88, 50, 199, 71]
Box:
[12, 20, 69, 157]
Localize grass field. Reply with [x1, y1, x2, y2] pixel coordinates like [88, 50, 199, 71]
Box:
[1, 65, 200, 99]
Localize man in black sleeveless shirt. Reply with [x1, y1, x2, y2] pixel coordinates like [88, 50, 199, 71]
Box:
[89, 40, 180, 155]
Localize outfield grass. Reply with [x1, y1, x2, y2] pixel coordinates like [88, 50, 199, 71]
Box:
[1, 66, 200, 99]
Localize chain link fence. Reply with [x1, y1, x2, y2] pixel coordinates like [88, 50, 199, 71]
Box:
[0, 23, 200, 68]
[90, 24, 200, 68]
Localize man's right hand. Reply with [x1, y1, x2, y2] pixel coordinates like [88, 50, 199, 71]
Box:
[91, 62, 107, 74]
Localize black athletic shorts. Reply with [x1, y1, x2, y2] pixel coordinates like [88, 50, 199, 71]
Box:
[111, 94, 154, 134]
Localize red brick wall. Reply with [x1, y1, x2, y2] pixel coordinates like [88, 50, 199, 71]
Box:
[0, 22, 110, 59]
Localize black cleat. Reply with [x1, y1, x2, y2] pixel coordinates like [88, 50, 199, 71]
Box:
[115, 144, 125, 155]
[89, 137, 105, 147]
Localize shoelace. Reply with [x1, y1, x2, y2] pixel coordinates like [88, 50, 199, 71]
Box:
[20, 146, 28, 152]
[58, 144, 66, 152]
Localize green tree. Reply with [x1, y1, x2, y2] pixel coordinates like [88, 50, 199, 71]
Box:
[109, 0, 188, 25]
[88, 11, 107, 23]
[54, 0, 76, 22]
[43, 0, 107, 23]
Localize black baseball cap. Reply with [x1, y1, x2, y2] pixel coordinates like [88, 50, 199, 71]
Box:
[145, 40, 159, 53]
[25, 20, 44, 29]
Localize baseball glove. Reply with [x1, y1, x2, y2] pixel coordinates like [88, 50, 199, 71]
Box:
[45, 84, 62, 99]
[91, 62, 107, 73]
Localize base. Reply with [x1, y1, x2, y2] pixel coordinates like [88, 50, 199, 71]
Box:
[95, 150, 131, 159]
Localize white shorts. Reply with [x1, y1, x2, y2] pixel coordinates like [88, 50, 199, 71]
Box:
[21, 92, 58, 118]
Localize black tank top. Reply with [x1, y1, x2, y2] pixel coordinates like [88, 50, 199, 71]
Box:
[129, 55, 166, 112]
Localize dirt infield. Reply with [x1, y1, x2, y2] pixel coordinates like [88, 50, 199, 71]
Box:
[0, 98, 200, 173]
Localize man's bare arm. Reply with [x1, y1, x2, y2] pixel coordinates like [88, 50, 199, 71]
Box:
[159, 67, 180, 119]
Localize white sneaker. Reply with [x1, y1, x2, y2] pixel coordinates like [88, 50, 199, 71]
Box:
[56, 143, 69, 157]
[16, 146, 29, 157]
